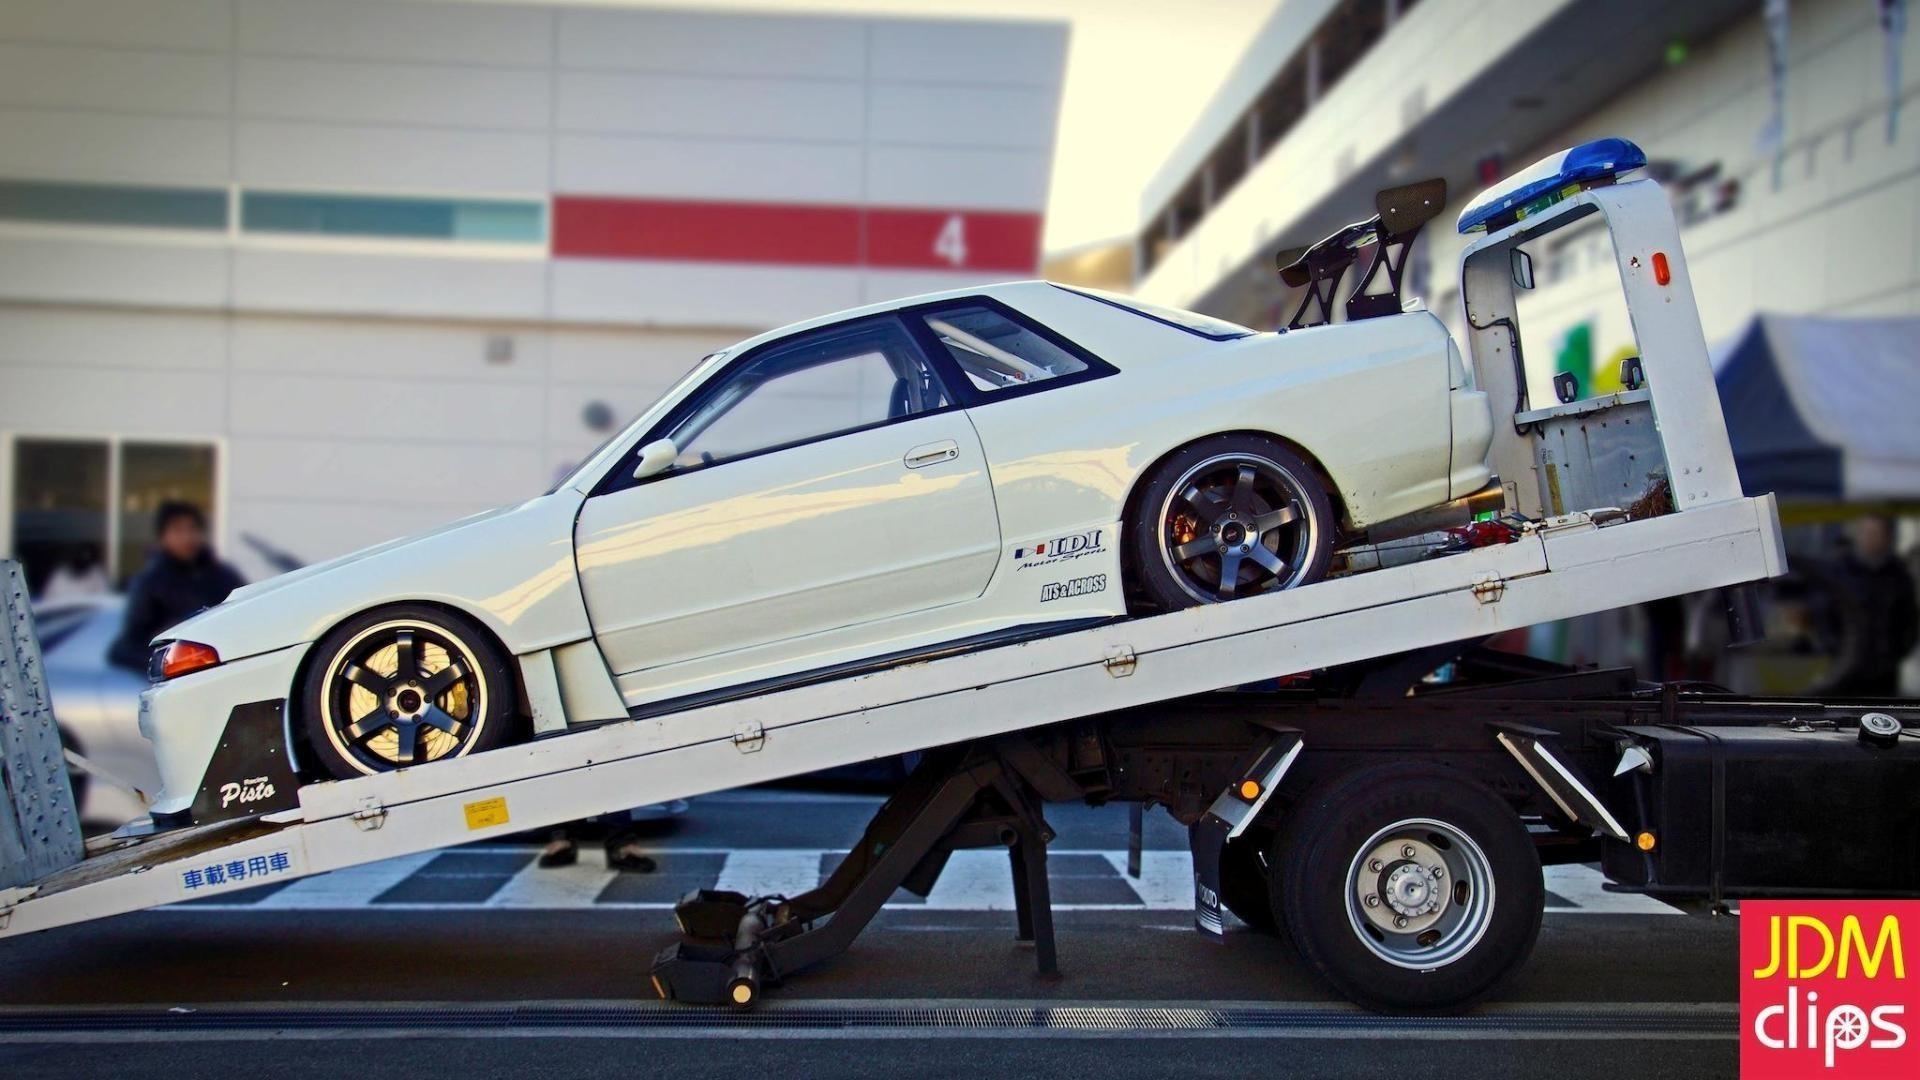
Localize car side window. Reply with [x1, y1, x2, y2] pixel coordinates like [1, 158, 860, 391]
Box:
[662, 319, 951, 472]
[915, 304, 1089, 393]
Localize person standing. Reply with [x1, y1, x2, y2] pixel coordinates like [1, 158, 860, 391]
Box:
[108, 501, 245, 671]
[1811, 515, 1918, 698]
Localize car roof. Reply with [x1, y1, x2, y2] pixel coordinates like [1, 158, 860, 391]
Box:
[716, 279, 1054, 358]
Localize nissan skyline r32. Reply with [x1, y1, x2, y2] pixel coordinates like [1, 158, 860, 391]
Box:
[139, 278, 1494, 824]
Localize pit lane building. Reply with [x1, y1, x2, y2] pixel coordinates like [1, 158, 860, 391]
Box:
[0, 0, 1066, 588]
[1135, 0, 1920, 408]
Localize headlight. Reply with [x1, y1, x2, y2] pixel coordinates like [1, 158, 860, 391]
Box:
[154, 640, 221, 681]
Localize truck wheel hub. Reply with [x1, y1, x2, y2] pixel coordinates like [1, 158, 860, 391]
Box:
[1383, 863, 1439, 916]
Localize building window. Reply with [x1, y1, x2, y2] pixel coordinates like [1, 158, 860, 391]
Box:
[0, 178, 227, 231]
[1317, 0, 1389, 96]
[1138, 0, 1403, 281]
[8, 437, 219, 594]
[241, 191, 545, 244]
[1255, 59, 1309, 156]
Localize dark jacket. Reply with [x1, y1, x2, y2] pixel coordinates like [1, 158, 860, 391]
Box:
[108, 551, 245, 671]
[1813, 553, 1919, 697]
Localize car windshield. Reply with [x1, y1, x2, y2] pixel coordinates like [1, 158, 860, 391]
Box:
[1056, 284, 1257, 341]
[548, 350, 730, 493]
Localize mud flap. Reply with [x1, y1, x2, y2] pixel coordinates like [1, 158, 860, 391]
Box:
[1189, 815, 1230, 939]
[190, 699, 299, 825]
[1188, 730, 1303, 940]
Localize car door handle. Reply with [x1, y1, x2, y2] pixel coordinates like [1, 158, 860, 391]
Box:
[903, 440, 960, 469]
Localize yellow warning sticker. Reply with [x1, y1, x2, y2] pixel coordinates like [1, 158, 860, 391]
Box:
[463, 796, 509, 831]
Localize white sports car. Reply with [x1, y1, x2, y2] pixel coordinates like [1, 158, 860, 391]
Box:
[140, 280, 1493, 824]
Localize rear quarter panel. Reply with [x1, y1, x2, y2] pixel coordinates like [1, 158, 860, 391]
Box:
[971, 290, 1458, 546]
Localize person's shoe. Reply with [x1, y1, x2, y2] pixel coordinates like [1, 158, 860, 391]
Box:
[538, 837, 578, 869]
[605, 837, 656, 873]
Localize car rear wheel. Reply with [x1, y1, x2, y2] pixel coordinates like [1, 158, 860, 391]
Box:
[1128, 434, 1335, 612]
[301, 604, 517, 779]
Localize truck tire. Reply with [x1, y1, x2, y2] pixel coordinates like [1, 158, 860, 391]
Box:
[1220, 831, 1278, 933]
[1274, 763, 1542, 1012]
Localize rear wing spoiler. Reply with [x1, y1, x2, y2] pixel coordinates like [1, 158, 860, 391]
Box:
[1276, 177, 1445, 330]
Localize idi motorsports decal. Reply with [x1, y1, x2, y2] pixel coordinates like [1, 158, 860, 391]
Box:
[1742, 900, 1915, 1078]
[1012, 528, 1106, 572]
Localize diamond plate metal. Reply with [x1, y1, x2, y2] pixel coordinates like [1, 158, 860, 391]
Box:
[1, 560, 84, 889]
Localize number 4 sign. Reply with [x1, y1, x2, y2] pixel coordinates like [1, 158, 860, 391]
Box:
[933, 214, 968, 267]
[864, 208, 1038, 272]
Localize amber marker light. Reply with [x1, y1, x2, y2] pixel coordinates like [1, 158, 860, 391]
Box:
[159, 640, 221, 680]
[1239, 779, 1262, 801]
[1635, 831, 1658, 852]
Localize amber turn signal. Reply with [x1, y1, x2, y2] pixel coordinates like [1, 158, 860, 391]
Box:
[160, 640, 221, 680]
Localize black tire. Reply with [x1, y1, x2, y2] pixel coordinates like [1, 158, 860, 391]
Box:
[1275, 763, 1542, 1013]
[1220, 831, 1278, 932]
[1127, 434, 1336, 612]
[301, 603, 518, 779]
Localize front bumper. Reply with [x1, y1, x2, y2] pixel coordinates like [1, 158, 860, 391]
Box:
[140, 644, 306, 818]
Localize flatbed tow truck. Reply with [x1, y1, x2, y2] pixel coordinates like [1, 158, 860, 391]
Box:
[2, 142, 1915, 1012]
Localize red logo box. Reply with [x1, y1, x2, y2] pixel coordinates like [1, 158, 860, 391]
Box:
[1741, 900, 1917, 1078]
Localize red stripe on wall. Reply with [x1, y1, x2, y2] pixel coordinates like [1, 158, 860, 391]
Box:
[553, 198, 861, 266]
[552, 196, 1041, 273]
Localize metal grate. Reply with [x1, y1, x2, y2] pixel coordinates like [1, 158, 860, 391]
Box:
[0, 1002, 1737, 1036]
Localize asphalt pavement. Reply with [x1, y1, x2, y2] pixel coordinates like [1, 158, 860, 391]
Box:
[0, 790, 1743, 1079]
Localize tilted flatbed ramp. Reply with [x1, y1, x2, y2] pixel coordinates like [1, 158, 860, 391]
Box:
[0, 492, 1782, 937]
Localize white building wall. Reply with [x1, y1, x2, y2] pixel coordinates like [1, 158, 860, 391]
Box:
[0, 0, 1066, 580]
[1446, 0, 1920, 370]
[1136, 0, 1578, 311]
[1139, 0, 1917, 398]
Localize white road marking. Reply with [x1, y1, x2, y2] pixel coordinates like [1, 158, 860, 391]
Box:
[713, 849, 824, 899]
[491, 848, 619, 909]
[249, 851, 435, 910]
[179, 846, 1680, 916]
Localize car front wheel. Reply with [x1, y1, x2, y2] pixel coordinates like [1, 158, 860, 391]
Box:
[1128, 434, 1335, 612]
[301, 604, 517, 779]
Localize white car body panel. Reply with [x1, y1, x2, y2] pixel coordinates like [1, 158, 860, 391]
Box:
[142, 279, 1493, 812]
[169, 493, 594, 666]
[576, 409, 1001, 697]
[140, 644, 305, 817]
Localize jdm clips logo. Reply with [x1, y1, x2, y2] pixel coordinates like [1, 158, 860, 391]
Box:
[1742, 901, 1915, 1078]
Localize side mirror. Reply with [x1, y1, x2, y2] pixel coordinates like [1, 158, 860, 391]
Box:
[1510, 249, 1536, 291]
[632, 438, 678, 480]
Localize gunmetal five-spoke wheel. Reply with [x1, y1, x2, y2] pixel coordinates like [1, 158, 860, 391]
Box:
[302, 604, 516, 779]
[1128, 434, 1335, 612]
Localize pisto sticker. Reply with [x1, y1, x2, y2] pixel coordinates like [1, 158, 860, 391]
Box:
[1742, 900, 1916, 1078]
